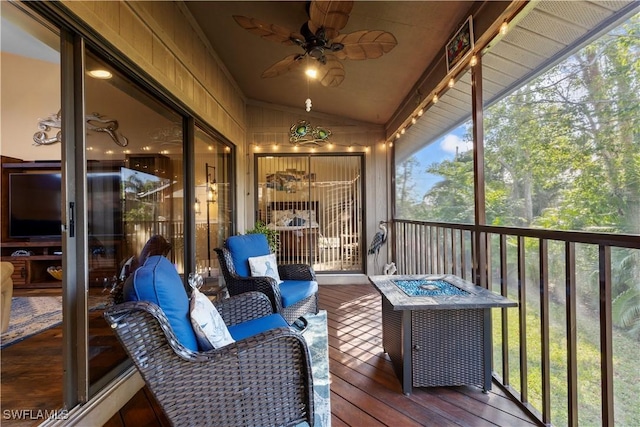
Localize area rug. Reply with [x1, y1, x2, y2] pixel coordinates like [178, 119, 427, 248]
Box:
[1, 297, 63, 348]
[1, 295, 110, 349]
[299, 310, 331, 427]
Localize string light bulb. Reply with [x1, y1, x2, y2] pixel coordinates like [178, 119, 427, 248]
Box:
[500, 22, 508, 35]
[433, 94, 439, 104]
[417, 108, 424, 117]
[448, 78, 455, 88]
[470, 55, 478, 67]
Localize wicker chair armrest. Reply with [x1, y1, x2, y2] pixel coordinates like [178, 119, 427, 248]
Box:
[226, 275, 283, 312]
[215, 247, 284, 313]
[278, 263, 316, 281]
[105, 300, 200, 360]
[213, 291, 274, 326]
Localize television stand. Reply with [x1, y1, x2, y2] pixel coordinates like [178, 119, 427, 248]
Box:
[0, 241, 63, 288]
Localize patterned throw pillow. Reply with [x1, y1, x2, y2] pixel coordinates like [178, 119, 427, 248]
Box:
[248, 253, 283, 284]
[189, 287, 235, 350]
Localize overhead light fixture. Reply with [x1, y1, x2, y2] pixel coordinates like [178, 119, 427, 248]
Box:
[305, 68, 317, 79]
[289, 120, 332, 146]
[88, 69, 113, 79]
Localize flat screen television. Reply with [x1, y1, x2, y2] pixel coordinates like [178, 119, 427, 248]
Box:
[9, 172, 122, 239]
[9, 173, 62, 239]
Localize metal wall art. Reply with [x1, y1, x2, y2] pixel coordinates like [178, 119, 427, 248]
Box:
[289, 120, 332, 146]
[33, 111, 128, 147]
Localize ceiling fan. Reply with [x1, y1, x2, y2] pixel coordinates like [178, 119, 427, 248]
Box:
[233, 1, 397, 87]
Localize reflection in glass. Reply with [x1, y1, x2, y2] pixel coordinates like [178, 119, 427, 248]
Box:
[194, 129, 232, 280]
[85, 50, 183, 394]
[256, 155, 363, 273]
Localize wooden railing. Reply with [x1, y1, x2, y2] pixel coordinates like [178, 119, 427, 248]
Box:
[392, 219, 640, 426]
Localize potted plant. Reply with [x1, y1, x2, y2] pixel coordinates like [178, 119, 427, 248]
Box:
[245, 221, 280, 253]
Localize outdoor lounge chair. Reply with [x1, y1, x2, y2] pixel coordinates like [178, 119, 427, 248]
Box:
[104, 291, 314, 427]
[215, 234, 318, 324]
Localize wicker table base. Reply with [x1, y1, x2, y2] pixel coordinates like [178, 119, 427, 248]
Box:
[370, 274, 517, 395]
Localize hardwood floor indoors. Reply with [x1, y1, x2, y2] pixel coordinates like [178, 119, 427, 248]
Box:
[2, 285, 538, 426]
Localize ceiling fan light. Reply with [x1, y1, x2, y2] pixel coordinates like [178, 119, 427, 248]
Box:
[305, 68, 317, 79]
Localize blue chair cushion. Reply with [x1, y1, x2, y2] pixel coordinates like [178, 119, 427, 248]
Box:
[225, 234, 271, 277]
[123, 255, 199, 352]
[279, 280, 318, 308]
[227, 313, 289, 341]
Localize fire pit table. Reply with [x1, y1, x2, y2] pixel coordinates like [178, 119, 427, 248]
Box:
[369, 274, 517, 395]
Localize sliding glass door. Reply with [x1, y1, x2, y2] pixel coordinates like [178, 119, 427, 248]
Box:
[83, 49, 185, 393]
[255, 154, 364, 273]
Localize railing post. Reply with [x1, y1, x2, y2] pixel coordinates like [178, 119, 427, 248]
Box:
[566, 242, 578, 426]
[540, 239, 551, 424]
[599, 245, 614, 426]
[471, 56, 487, 289]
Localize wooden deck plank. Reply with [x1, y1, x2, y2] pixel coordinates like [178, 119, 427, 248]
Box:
[1, 284, 538, 427]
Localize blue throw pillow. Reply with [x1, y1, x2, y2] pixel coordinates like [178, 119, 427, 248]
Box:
[225, 234, 271, 277]
[123, 255, 198, 352]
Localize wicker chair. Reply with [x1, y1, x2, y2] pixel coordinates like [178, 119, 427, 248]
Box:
[104, 291, 314, 427]
[215, 234, 318, 324]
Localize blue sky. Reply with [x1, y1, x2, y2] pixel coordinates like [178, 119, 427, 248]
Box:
[410, 125, 471, 196]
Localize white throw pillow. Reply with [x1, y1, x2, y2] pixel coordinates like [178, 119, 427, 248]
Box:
[248, 253, 283, 284]
[189, 288, 235, 350]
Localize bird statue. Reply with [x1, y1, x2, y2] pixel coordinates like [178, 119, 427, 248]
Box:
[368, 221, 388, 273]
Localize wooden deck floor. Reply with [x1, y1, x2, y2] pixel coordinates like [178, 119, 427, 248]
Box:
[2, 284, 539, 426]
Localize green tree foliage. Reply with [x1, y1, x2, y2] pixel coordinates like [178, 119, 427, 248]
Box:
[396, 14, 640, 335]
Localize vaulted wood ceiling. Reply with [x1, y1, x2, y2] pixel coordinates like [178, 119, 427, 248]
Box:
[185, 1, 480, 125]
[185, 1, 638, 160]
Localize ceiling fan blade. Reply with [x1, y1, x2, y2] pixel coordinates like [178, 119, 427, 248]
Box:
[317, 54, 345, 87]
[308, 1, 354, 41]
[233, 15, 303, 45]
[332, 30, 398, 60]
[261, 54, 305, 79]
